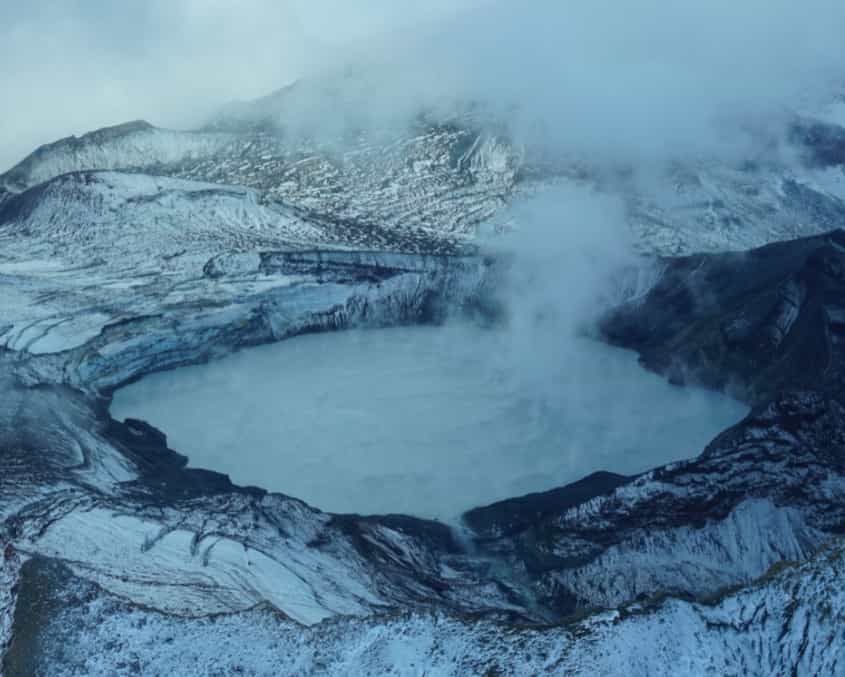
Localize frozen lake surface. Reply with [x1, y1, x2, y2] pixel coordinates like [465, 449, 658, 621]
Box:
[111, 325, 748, 518]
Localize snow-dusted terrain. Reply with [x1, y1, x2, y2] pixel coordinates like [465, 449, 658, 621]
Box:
[2, 79, 845, 674]
[6, 539, 845, 676]
[4, 89, 845, 258]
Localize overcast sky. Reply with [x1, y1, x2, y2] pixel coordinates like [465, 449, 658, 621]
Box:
[0, 1, 482, 172]
[2, 1, 843, 173]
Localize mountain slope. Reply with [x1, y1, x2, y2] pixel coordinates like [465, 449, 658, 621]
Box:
[4, 90, 845, 258]
[6, 541, 844, 676]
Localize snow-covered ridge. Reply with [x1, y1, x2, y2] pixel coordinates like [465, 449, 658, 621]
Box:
[2, 121, 233, 191]
[8, 539, 845, 675]
[66, 250, 493, 392]
[4, 103, 845, 258]
[0, 171, 326, 266]
[1, 115, 521, 253]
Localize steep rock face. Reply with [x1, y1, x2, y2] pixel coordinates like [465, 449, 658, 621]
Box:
[0, 538, 20, 667]
[47, 250, 493, 392]
[602, 229, 845, 405]
[0, 121, 234, 191]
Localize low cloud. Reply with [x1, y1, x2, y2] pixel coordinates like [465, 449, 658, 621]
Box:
[0, 0, 477, 171]
[310, 0, 845, 167]
[4, 2, 843, 173]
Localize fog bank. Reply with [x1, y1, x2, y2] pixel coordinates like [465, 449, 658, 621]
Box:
[0, 0, 479, 172]
[3, 1, 843, 171]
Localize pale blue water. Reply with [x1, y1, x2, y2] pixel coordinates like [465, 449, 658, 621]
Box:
[111, 325, 748, 518]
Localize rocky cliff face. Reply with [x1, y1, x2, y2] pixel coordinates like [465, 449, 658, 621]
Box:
[602, 229, 845, 404]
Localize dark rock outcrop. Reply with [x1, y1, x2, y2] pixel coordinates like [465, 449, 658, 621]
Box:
[602, 230, 845, 405]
